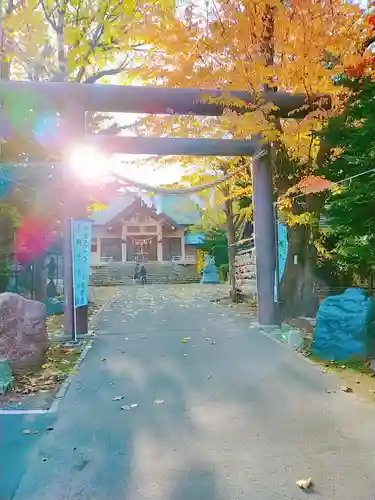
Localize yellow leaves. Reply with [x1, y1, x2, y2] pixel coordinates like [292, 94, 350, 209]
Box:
[314, 237, 333, 259]
[88, 202, 107, 213]
[132, 0, 368, 168]
[284, 211, 317, 227]
[281, 116, 323, 164]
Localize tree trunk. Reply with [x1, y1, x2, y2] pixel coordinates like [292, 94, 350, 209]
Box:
[279, 225, 319, 319]
[225, 198, 238, 302]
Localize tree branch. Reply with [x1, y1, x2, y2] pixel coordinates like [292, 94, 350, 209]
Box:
[363, 35, 375, 51]
[39, 0, 58, 31]
[75, 21, 105, 83]
[83, 58, 130, 83]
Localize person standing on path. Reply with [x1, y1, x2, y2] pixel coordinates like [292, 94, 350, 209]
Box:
[140, 265, 147, 284]
[133, 263, 140, 284]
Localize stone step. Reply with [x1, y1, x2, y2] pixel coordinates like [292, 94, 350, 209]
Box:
[90, 274, 201, 286]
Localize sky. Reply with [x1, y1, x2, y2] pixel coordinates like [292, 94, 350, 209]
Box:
[96, 111, 186, 187]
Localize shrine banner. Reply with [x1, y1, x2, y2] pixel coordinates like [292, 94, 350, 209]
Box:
[71, 220, 92, 308]
[274, 221, 288, 303]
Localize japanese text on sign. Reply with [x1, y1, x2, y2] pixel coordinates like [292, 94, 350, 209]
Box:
[71, 220, 92, 308]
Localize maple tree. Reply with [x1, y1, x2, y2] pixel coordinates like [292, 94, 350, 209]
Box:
[132, 0, 372, 316]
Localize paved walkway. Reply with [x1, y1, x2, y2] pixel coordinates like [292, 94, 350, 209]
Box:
[4, 285, 375, 499]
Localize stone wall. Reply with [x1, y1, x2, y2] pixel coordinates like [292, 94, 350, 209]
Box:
[235, 248, 256, 297]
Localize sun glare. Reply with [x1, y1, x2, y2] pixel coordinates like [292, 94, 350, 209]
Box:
[66, 145, 110, 184]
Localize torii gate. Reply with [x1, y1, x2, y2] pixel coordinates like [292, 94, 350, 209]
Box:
[0, 81, 330, 333]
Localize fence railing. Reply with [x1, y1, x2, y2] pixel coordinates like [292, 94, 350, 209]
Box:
[6, 252, 64, 300]
[100, 256, 114, 263]
[172, 255, 196, 264]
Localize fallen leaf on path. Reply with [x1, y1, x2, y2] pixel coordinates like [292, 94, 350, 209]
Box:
[112, 396, 124, 401]
[211, 342, 217, 345]
[46, 427, 54, 432]
[340, 386, 353, 393]
[101, 358, 107, 361]
[369, 389, 375, 393]
[207, 374, 212, 379]
[121, 403, 138, 410]
[296, 478, 313, 490]
[42, 457, 48, 462]
[205, 338, 211, 341]
[356, 380, 360, 384]
[183, 353, 188, 357]
[154, 399, 165, 404]
[22, 430, 40, 435]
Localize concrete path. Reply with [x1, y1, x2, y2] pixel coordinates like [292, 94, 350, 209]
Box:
[5, 285, 375, 500]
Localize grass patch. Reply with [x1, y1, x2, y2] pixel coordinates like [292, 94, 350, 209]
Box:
[46, 313, 64, 336]
[316, 358, 373, 375]
[302, 337, 372, 375]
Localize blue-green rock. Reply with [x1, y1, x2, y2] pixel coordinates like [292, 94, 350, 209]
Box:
[313, 288, 375, 361]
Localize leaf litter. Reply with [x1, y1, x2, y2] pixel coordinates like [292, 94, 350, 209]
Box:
[296, 477, 313, 490]
[9, 343, 84, 399]
[340, 386, 353, 393]
[121, 403, 138, 410]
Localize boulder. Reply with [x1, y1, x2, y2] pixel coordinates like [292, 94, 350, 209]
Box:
[313, 288, 375, 361]
[0, 293, 48, 373]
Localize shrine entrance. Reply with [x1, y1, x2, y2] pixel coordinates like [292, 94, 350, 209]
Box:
[0, 81, 330, 329]
[126, 236, 157, 262]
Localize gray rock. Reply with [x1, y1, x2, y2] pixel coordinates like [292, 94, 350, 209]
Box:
[0, 293, 48, 373]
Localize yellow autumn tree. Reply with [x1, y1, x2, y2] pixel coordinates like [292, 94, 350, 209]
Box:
[130, 0, 371, 315]
[1, 0, 170, 83]
[0, 0, 174, 162]
[175, 156, 252, 300]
